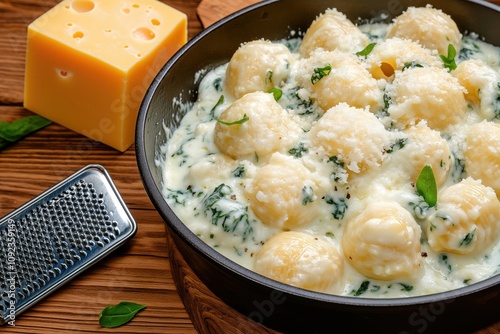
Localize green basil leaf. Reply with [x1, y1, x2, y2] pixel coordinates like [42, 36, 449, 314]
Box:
[268, 87, 283, 101]
[0, 115, 51, 145]
[216, 113, 249, 126]
[440, 44, 457, 71]
[356, 42, 377, 58]
[99, 301, 146, 328]
[210, 95, 225, 119]
[416, 165, 437, 207]
[311, 64, 332, 84]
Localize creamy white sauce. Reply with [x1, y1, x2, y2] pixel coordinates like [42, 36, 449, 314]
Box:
[161, 18, 500, 298]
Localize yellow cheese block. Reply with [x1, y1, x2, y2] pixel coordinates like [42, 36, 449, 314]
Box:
[24, 0, 187, 151]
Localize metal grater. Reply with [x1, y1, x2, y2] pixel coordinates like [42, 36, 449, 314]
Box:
[0, 164, 136, 325]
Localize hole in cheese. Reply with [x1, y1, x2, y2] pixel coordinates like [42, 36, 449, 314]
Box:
[57, 69, 72, 78]
[132, 27, 155, 41]
[151, 18, 160, 26]
[71, 0, 95, 13]
[132, 4, 140, 8]
[122, 7, 130, 14]
[72, 31, 84, 39]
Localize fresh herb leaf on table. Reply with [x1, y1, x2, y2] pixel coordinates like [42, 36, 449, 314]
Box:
[0, 115, 51, 149]
[99, 301, 147, 328]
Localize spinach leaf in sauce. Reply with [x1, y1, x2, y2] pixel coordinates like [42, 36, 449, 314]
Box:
[284, 86, 316, 116]
[459, 38, 481, 61]
[301, 186, 316, 205]
[459, 228, 476, 247]
[398, 283, 414, 292]
[288, 142, 308, 158]
[438, 253, 453, 274]
[328, 155, 345, 168]
[379, 91, 391, 118]
[408, 199, 432, 219]
[171, 137, 195, 166]
[203, 184, 254, 242]
[351, 280, 370, 296]
[386, 137, 408, 154]
[210, 95, 225, 119]
[493, 82, 500, 120]
[166, 185, 203, 206]
[325, 194, 348, 220]
[231, 165, 245, 178]
[327, 156, 348, 183]
[451, 152, 466, 183]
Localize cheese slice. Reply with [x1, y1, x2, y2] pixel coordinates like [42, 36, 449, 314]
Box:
[24, 0, 187, 151]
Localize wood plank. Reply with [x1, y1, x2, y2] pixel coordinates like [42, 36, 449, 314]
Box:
[197, 0, 262, 27]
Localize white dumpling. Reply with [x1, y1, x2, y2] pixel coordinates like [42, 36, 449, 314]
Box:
[400, 121, 452, 186]
[225, 40, 295, 99]
[309, 103, 393, 174]
[464, 121, 500, 196]
[426, 178, 500, 255]
[245, 153, 320, 230]
[188, 154, 237, 190]
[296, 49, 383, 112]
[342, 201, 422, 280]
[386, 66, 467, 130]
[386, 6, 462, 55]
[214, 91, 301, 160]
[366, 38, 441, 80]
[453, 59, 500, 120]
[254, 231, 345, 293]
[299, 8, 368, 57]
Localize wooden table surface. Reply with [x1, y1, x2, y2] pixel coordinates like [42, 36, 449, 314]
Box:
[1, 1, 500, 333]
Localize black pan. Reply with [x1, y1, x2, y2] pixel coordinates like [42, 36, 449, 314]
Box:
[136, 1, 500, 332]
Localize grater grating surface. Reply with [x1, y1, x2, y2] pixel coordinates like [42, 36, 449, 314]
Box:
[0, 164, 136, 324]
